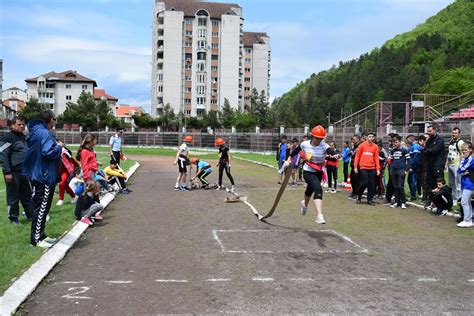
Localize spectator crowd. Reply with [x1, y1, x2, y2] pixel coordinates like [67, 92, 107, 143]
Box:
[278, 124, 473, 228]
[0, 111, 132, 249]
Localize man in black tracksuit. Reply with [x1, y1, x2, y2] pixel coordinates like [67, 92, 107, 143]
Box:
[424, 125, 446, 205]
[0, 117, 34, 224]
[349, 135, 361, 198]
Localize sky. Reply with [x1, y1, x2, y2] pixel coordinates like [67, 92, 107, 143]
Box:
[0, 0, 454, 113]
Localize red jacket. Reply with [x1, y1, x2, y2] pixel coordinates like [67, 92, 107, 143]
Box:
[354, 141, 380, 170]
[61, 148, 79, 175]
[80, 148, 98, 182]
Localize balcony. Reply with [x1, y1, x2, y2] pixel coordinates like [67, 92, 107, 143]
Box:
[39, 97, 55, 104]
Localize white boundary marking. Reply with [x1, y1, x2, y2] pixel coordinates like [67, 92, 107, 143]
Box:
[468, 279, 474, 282]
[252, 277, 273, 282]
[212, 229, 368, 254]
[206, 278, 232, 282]
[417, 278, 439, 282]
[105, 281, 133, 284]
[342, 277, 396, 281]
[56, 281, 85, 285]
[0, 162, 141, 316]
[155, 279, 189, 283]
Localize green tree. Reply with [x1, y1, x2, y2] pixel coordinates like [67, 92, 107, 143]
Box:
[132, 113, 158, 129]
[203, 110, 221, 129]
[18, 97, 44, 122]
[220, 98, 235, 128]
[159, 103, 176, 131]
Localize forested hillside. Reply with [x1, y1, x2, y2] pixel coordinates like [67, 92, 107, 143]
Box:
[272, 0, 474, 127]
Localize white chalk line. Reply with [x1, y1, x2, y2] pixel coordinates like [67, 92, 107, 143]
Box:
[206, 278, 232, 282]
[105, 280, 133, 284]
[155, 279, 189, 283]
[417, 278, 439, 282]
[56, 281, 85, 284]
[252, 277, 274, 282]
[212, 229, 368, 254]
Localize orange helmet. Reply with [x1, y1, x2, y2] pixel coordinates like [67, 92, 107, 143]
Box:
[184, 135, 193, 142]
[215, 138, 225, 146]
[310, 125, 326, 139]
[191, 157, 199, 164]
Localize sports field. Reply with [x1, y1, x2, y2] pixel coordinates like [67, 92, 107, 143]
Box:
[18, 154, 474, 314]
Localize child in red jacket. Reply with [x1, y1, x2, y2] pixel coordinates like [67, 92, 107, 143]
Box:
[77, 134, 99, 185]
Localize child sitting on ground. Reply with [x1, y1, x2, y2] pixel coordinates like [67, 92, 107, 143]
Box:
[69, 168, 85, 199]
[430, 178, 453, 216]
[103, 160, 132, 194]
[191, 157, 213, 189]
[96, 169, 114, 193]
[75, 182, 103, 226]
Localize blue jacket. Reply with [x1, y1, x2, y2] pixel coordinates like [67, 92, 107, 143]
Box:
[409, 143, 422, 169]
[22, 120, 62, 186]
[341, 147, 351, 163]
[458, 155, 474, 191]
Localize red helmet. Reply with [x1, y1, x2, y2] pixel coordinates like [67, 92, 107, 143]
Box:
[310, 125, 326, 139]
[215, 138, 225, 146]
[191, 157, 199, 164]
[184, 135, 193, 142]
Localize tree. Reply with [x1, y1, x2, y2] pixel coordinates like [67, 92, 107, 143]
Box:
[132, 113, 158, 129]
[203, 110, 221, 129]
[220, 98, 234, 128]
[59, 92, 115, 130]
[159, 103, 176, 131]
[18, 98, 44, 122]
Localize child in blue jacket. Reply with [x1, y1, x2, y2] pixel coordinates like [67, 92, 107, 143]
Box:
[457, 141, 474, 228]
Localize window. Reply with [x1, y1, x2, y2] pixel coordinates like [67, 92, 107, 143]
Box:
[211, 99, 217, 104]
[158, 74, 163, 80]
[46, 83, 55, 89]
[185, 99, 191, 104]
[185, 110, 191, 115]
[197, 52, 206, 60]
[82, 84, 88, 90]
[212, 77, 218, 83]
[185, 53, 192, 61]
[198, 18, 207, 26]
[245, 96, 250, 101]
[212, 20, 219, 27]
[245, 68, 251, 72]
[197, 109, 206, 116]
[197, 40, 206, 49]
[185, 41, 192, 47]
[185, 87, 192, 93]
[197, 97, 206, 105]
[185, 18, 193, 24]
[197, 74, 206, 83]
[245, 49, 252, 54]
[212, 32, 219, 37]
[196, 63, 206, 72]
[244, 78, 251, 82]
[197, 85, 206, 95]
[185, 64, 192, 70]
[65, 84, 72, 89]
[211, 66, 218, 72]
[185, 76, 192, 81]
[198, 29, 207, 38]
[185, 30, 192, 36]
[66, 95, 72, 101]
[211, 43, 219, 49]
[211, 54, 218, 60]
[244, 87, 250, 91]
[158, 85, 163, 92]
[245, 58, 251, 63]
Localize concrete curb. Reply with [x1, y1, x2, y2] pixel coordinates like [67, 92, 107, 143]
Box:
[0, 162, 140, 316]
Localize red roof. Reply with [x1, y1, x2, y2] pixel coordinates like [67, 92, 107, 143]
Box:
[94, 89, 118, 102]
[115, 105, 145, 117]
[162, 0, 241, 19]
[243, 32, 269, 47]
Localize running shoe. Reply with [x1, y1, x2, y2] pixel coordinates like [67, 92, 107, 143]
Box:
[390, 203, 397, 208]
[56, 200, 64, 206]
[43, 236, 57, 244]
[80, 217, 93, 226]
[174, 186, 180, 191]
[440, 209, 448, 216]
[35, 240, 53, 249]
[401, 203, 407, 209]
[457, 221, 473, 228]
[300, 200, 307, 215]
[315, 215, 326, 224]
[10, 218, 20, 225]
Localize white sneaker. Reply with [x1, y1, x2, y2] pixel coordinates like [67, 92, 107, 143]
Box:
[315, 215, 326, 224]
[300, 200, 307, 215]
[390, 203, 397, 208]
[46, 215, 51, 222]
[457, 221, 473, 228]
[56, 200, 64, 206]
[230, 186, 235, 193]
[431, 207, 438, 213]
[401, 203, 407, 209]
[216, 185, 223, 191]
[71, 196, 78, 204]
[36, 240, 53, 249]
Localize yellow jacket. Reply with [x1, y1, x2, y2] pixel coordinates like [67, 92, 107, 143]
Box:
[104, 166, 126, 178]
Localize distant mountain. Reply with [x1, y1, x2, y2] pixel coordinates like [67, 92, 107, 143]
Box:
[272, 0, 474, 127]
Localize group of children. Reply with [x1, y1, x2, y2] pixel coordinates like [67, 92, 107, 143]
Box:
[58, 134, 132, 226]
[174, 136, 235, 192]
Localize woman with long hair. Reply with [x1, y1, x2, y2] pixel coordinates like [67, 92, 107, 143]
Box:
[77, 134, 98, 185]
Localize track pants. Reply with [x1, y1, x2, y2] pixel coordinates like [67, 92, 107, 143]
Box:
[109, 176, 126, 190]
[112, 151, 121, 165]
[432, 193, 452, 211]
[303, 170, 323, 200]
[407, 169, 418, 200]
[460, 189, 473, 222]
[58, 170, 75, 200]
[350, 165, 359, 196]
[6, 170, 34, 221]
[30, 181, 55, 246]
[357, 169, 376, 202]
[326, 165, 338, 190]
[218, 162, 234, 186]
[343, 161, 349, 182]
[198, 170, 211, 186]
[390, 169, 406, 205]
[81, 203, 104, 219]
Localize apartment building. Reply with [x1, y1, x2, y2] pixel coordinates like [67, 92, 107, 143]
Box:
[242, 32, 271, 106]
[94, 88, 119, 114]
[25, 70, 97, 115]
[0, 59, 3, 93]
[1, 87, 27, 112]
[151, 0, 270, 117]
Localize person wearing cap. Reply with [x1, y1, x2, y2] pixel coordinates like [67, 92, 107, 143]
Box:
[109, 128, 124, 165]
[174, 135, 192, 191]
[288, 125, 336, 224]
[215, 138, 235, 192]
[190, 157, 213, 188]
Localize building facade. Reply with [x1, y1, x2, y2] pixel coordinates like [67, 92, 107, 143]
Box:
[151, 0, 270, 117]
[115, 105, 145, 127]
[25, 70, 97, 115]
[94, 88, 119, 114]
[0, 59, 3, 93]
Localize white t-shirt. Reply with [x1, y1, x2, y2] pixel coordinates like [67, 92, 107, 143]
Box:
[178, 143, 188, 159]
[447, 139, 464, 166]
[300, 140, 329, 172]
[69, 177, 82, 192]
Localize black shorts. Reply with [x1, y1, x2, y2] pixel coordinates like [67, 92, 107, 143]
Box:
[178, 158, 187, 173]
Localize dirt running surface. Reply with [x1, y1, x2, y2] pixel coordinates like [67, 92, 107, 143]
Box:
[20, 156, 474, 314]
